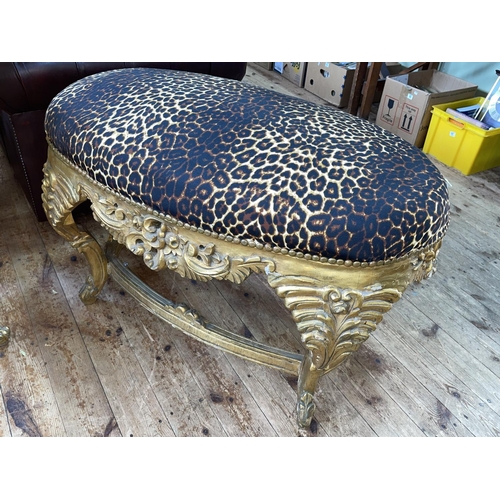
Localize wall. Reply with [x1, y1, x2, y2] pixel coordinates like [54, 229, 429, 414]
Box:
[438, 63, 499, 96]
[400, 62, 500, 96]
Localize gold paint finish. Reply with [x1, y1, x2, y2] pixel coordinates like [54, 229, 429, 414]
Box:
[0, 326, 10, 349]
[42, 143, 444, 428]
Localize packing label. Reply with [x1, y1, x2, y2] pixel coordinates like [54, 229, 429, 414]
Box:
[380, 95, 399, 125]
[398, 103, 419, 135]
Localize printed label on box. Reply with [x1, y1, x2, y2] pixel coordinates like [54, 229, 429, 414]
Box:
[380, 95, 399, 125]
[398, 103, 419, 134]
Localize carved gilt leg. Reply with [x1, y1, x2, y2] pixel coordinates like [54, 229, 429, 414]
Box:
[41, 159, 107, 305]
[268, 273, 402, 428]
[0, 326, 11, 349]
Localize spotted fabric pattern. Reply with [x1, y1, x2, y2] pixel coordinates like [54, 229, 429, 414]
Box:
[45, 68, 450, 262]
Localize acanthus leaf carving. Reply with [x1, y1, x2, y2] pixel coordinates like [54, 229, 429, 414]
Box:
[42, 163, 83, 230]
[268, 274, 402, 375]
[410, 241, 442, 282]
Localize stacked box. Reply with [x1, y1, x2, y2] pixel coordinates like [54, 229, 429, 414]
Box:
[304, 62, 356, 108]
[376, 69, 477, 147]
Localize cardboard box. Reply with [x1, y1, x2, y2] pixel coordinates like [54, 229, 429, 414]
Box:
[273, 62, 307, 87]
[376, 69, 477, 147]
[381, 62, 405, 78]
[304, 62, 357, 108]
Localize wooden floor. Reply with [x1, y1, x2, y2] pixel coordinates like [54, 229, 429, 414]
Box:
[1, 63, 500, 437]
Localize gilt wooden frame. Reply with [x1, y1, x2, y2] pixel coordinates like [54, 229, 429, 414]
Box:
[42, 143, 443, 428]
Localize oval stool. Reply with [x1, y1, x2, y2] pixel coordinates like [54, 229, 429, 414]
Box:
[42, 68, 450, 429]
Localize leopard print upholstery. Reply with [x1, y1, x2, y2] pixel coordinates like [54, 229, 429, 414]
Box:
[45, 68, 450, 263]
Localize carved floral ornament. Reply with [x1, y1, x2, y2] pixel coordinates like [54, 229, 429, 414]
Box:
[85, 190, 276, 284]
[268, 274, 402, 375]
[85, 181, 440, 287]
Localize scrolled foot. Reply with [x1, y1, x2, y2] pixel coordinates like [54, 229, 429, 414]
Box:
[297, 391, 316, 428]
[73, 235, 108, 304]
[79, 276, 102, 305]
[0, 326, 11, 349]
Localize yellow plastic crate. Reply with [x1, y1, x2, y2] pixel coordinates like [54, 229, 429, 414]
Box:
[423, 97, 500, 175]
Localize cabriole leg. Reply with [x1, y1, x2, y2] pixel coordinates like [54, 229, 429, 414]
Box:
[268, 273, 402, 428]
[41, 157, 107, 305]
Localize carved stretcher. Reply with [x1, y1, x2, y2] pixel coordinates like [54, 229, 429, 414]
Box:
[41, 68, 450, 428]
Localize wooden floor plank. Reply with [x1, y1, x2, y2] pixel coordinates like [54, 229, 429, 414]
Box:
[353, 338, 473, 436]
[0, 384, 11, 436]
[39, 221, 177, 437]
[306, 372, 378, 436]
[0, 163, 74, 436]
[407, 275, 500, 378]
[127, 262, 286, 437]
[377, 307, 500, 437]
[6, 228, 115, 436]
[393, 297, 500, 419]
[179, 278, 305, 436]
[0, 249, 64, 438]
[329, 357, 426, 437]
[102, 278, 231, 437]
[435, 248, 500, 349]
[0, 240, 66, 437]
[437, 162, 500, 225]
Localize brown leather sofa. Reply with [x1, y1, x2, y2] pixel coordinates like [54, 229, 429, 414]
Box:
[0, 62, 247, 221]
